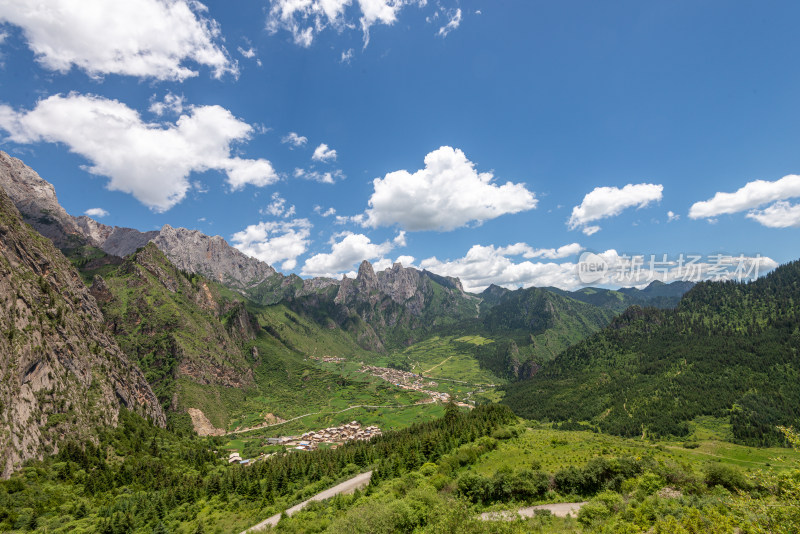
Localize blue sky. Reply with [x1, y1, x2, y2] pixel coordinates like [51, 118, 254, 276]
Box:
[1, 0, 799, 291]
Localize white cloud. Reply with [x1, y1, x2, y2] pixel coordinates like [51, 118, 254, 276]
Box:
[149, 92, 185, 116]
[238, 46, 256, 58]
[312, 143, 337, 162]
[281, 132, 308, 148]
[437, 8, 461, 37]
[689, 174, 800, 220]
[294, 167, 345, 184]
[420, 244, 582, 293]
[314, 205, 337, 217]
[745, 201, 800, 228]
[84, 207, 109, 218]
[667, 210, 679, 222]
[301, 232, 399, 278]
[263, 192, 296, 218]
[0, 0, 235, 81]
[582, 225, 601, 236]
[0, 93, 277, 212]
[364, 146, 537, 231]
[231, 218, 312, 271]
[266, 0, 426, 48]
[393, 230, 407, 247]
[420, 246, 778, 293]
[568, 183, 663, 233]
[341, 48, 354, 63]
[494, 242, 584, 260]
[395, 255, 415, 267]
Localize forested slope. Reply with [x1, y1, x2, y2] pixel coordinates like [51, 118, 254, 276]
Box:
[502, 260, 800, 446]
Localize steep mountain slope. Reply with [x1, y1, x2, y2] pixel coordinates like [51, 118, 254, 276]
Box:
[0, 151, 88, 249]
[450, 286, 618, 379]
[0, 185, 165, 476]
[90, 243, 259, 417]
[502, 260, 800, 445]
[0, 151, 278, 288]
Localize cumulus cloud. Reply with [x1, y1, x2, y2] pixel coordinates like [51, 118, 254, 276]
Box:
[263, 192, 296, 218]
[746, 201, 800, 228]
[341, 48, 354, 63]
[420, 246, 777, 293]
[281, 132, 308, 148]
[0, 0, 235, 80]
[420, 244, 582, 293]
[312, 143, 337, 162]
[266, 0, 426, 48]
[494, 242, 584, 260]
[84, 207, 109, 218]
[238, 46, 256, 59]
[231, 218, 312, 271]
[689, 175, 800, 226]
[437, 8, 461, 37]
[568, 183, 663, 234]
[149, 92, 185, 116]
[667, 210, 680, 222]
[314, 205, 337, 217]
[364, 146, 537, 231]
[294, 167, 345, 184]
[301, 232, 401, 278]
[0, 93, 277, 212]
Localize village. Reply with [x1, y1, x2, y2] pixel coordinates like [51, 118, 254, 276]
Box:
[227, 420, 382, 465]
[358, 364, 452, 403]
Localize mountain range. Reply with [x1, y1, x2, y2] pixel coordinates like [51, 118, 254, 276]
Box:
[0, 150, 702, 474]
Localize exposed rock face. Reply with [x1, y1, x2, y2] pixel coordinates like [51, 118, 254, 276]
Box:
[0, 185, 165, 477]
[331, 260, 478, 349]
[0, 151, 87, 249]
[73, 216, 158, 257]
[152, 224, 276, 290]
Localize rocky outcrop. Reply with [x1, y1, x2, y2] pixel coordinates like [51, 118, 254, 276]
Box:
[0, 151, 87, 249]
[152, 224, 276, 291]
[0, 185, 165, 477]
[73, 216, 158, 257]
[330, 260, 478, 349]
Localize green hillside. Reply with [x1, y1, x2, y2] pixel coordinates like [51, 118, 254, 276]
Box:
[502, 260, 800, 446]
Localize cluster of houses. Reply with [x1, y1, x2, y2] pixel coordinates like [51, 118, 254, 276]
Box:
[359, 365, 451, 403]
[293, 421, 382, 451]
[226, 421, 384, 463]
[309, 355, 347, 363]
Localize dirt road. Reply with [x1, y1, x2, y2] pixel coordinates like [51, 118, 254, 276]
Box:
[240, 471, 373, 533]
[479, 501, 588, 521]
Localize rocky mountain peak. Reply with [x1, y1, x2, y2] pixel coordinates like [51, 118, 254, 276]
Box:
[0, 150, 86, 249]
[152, 224, 276, 291]
[356, 259, 378, 291]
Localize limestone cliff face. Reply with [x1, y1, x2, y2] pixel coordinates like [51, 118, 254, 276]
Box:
[152, 225, 276, 291]
[0, 185, 165, 477]
[72, 216, 158, 257]
[331, 260, 478, 348]
[0, 151, 87, 249]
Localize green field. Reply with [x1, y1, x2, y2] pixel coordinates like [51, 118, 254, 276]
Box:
[473, 424, 800, 478]
[387, 335, 504, 385]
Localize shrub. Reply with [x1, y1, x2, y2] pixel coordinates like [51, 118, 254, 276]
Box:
[704, 464, 751, 492]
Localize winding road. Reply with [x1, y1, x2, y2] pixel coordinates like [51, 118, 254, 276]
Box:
[240, 471, 373, 533]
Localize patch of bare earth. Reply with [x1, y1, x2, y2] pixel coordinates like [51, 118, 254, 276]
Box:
[187, 408, 225, 436]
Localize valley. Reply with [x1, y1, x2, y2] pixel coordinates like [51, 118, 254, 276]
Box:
[0, 152, 799, 533]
